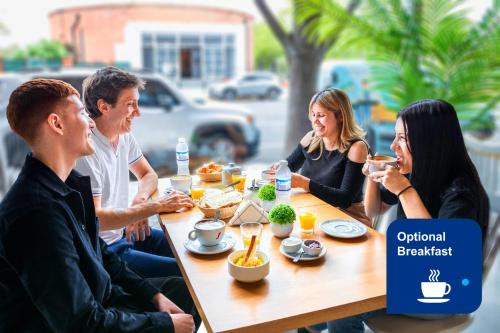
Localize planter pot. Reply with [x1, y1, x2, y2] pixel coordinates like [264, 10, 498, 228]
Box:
[270, 222, 294, 238]
[260, 199, 275, 212]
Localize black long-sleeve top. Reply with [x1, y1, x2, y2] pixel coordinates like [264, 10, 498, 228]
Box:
[0, 155, 173, 333]
[286, 142, 366, 209]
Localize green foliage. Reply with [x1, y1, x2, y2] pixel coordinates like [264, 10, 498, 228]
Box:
[297, 0, 500, 130]
[258, 184, 276, 201]
[268, 204, 296, 225]
[254, 18, 287, 72]
[6, 39, 70, 60]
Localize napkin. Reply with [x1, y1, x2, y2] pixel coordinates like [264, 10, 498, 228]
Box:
[228, 200, 270, 225]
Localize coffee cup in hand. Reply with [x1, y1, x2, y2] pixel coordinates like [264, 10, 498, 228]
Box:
[368, 155, 398, 174]
[188, 219, 226, 246]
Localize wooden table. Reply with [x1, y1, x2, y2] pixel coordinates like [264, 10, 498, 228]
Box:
[157, 178, 386, 333]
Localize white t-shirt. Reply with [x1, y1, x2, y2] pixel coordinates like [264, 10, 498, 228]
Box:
[75, 128, 143, 245]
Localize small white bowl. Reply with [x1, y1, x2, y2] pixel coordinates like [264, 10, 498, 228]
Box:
[228, 250, 270, 283]
[302, 239, 324, 256]
[281, 237, 302, 253]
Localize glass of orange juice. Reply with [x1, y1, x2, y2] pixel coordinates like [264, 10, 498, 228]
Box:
[299, 208, 317, 234]
[191, 186, 205, 201]
[232, 172, 247, 192]
[240, 222, 263, 249]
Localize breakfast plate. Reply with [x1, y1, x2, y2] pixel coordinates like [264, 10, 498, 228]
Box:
[184, 233, 236, 255]
[279, 244, 327, 262]
[320, 219, 368, 238]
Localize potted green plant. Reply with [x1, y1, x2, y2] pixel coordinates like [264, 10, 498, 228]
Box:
[258, 184, 276, 212]
[268, 204, 296, 238]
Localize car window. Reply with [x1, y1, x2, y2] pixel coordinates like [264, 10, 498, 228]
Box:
[3, 131, 30, 169]
[139, 79, 179, 109]
[255, 75, 272, 81]
[241, 76, 256, 82]
[0, 78, 23, 113]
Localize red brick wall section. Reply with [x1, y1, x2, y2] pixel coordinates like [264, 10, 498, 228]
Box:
[49, 4, 254, 67]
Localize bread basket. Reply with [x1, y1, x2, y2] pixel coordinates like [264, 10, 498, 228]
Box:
[197, 203, 240, 219]
[197, 190, 243, 219]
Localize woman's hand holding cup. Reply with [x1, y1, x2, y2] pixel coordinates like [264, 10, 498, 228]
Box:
[368, 165, 411, 195]
[362, 154, 373, 177]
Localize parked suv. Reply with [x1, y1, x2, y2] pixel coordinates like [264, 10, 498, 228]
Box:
[209, 72, 282, 100]
[0, 69, 260, 172]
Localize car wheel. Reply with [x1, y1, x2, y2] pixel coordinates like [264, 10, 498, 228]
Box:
[266, 87, 280, 100]
[200, 135, 237, 163]
[223, 89, 237, 101]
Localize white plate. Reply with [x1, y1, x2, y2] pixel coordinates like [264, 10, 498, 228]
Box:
[279, 244, 327, 262]
[320, 219, 368, 238]
[417, 298, 450, 303]
[184, 233, 236, 255]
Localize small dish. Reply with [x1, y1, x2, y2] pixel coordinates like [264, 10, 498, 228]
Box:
[302, 239, 323, 256]
[279, 244, 327, 262]
[228, 250, 270, 283]
[320, 219, 368, 238]
[281, 237, 302, 253]
[184, 233, 236, 255]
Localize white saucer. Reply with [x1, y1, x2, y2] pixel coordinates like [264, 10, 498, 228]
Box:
[279, 244, 327, 261]
[320, 219, 368, 238]
[417, 298, 450, 303]
[184, 233, 236, 255]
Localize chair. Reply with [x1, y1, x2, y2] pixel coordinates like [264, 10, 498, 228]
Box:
[365, 134, 500, 333]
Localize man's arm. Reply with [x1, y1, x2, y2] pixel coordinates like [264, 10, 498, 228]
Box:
[5, 208, 173, 332]
[93, 196, 156, 230]
[94, 193, 195, 231]
[129, 156, 158, 204]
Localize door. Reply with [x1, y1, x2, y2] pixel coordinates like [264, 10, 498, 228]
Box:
[180, 47, 201, 79]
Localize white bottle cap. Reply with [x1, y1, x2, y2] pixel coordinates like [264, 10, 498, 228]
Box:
[279, 160, 288, 166]
[178, 137, 186, 143]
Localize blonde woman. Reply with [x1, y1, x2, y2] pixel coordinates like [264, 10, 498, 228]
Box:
[283, 88, 371, 226]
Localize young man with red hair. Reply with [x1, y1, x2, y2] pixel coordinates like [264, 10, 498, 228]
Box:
[0, 79, 199, 333]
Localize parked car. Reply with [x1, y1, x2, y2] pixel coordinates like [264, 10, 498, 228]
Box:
[209, 72, 282, 100]
[0, 69, 260, 173]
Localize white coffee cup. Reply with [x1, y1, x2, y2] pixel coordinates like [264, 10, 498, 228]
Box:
[368, 155, 398, 174]
[188, 219, 226, 246]
[170, 175, 192, 194]
[421, 282, 451, 298]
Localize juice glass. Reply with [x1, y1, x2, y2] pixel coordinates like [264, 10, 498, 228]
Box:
[240, 222, 263, 249]
[299, 208, 317, 234]
[232, 172, 247, 192]
[191, 186, 205, 201]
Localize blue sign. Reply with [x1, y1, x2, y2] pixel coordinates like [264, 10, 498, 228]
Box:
[387, 219, 482, 314]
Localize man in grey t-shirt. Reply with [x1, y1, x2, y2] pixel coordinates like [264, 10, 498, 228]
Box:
[75, 67, 194, 278]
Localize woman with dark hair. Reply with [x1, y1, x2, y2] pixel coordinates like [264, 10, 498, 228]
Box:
[365, 99, 489, 240]
[324, 99, 489, 333]
[275, 88, 372, 227]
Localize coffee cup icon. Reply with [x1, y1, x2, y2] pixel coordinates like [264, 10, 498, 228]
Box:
[421, 282, 451, 298]
[418, 269, 451, 303]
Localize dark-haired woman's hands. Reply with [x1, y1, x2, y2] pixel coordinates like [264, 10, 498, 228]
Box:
[368, 165, 411, 195]
[362, 154, 373, 177]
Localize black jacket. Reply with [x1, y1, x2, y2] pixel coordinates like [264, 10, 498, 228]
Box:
[0, 155, 172, 332]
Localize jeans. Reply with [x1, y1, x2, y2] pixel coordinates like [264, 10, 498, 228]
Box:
[327, 309, 386, 333]
[107, 228, 181, 278]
